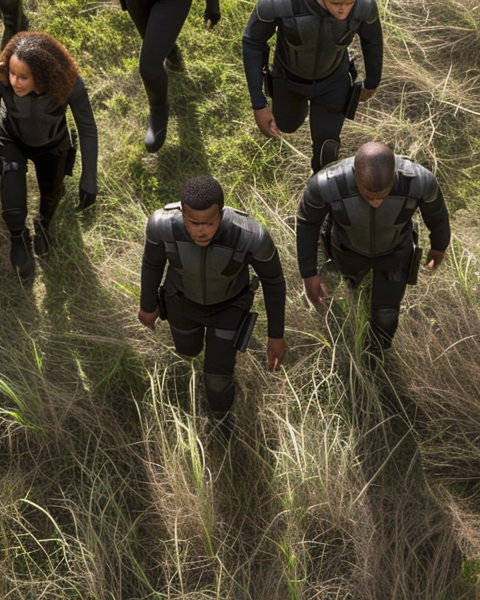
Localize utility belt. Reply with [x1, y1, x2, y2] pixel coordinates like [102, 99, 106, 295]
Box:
[262, 50, 358, 117]
[157, 277, 260, 351]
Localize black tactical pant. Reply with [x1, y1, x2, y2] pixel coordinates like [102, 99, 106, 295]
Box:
[164, 289, 253, 414]
[124, 0, 192, 112]
[0, 0, 26, 49]
[271, 56, 351, 173]
[332, 235, 414, 349]
[0, 137, 69, 232]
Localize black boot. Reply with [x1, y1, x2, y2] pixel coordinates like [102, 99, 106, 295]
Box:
[33, 218, 50, 257]
[10, 228, 34, 281]
[144, 105, 169, 153]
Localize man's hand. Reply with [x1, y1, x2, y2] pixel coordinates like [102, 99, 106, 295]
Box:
[303, 274, 329, 308]
[138, 307, 159, 331]
[426, 249, 445, 270]
[254, 107, 281, 138]
[267, 337, 285, 371]
[360, 87, 376, 102]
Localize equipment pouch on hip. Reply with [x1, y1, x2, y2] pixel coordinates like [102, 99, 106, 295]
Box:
[344, 81, 362, 121]
[407, 226, 423, 285]
[343, 59, 362, 120]
[233, 311, 258, 353]
[157, 286, 168, 320]
[64, 128, 78, 177]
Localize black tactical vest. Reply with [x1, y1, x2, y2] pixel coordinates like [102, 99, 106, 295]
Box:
[257, 0, 378, 80]
[146, 206, 276, 305]
[311, 156, 438, 257]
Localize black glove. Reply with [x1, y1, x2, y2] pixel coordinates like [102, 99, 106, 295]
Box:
[204, 9, 220, 28]
[77, 189, 96, 211]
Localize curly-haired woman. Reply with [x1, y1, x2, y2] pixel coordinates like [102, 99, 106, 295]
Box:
[121, 0, 220, 153]
[0, 31, 98, 281]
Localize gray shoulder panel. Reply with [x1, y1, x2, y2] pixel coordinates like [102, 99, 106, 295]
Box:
[224, 208, 276, 261]
[399, 159, 438, 203]
[256, 0, 294, 22]
[304, 157, 356, 208]
[146, 208, 179, 244]
[355, 0, 379, 24]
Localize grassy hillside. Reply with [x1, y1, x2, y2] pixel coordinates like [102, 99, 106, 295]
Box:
[1, 0, 480, 598]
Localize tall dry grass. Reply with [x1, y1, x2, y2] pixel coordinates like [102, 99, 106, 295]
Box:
[0, 0, 480, 599]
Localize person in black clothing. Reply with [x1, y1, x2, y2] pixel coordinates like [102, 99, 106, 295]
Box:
[0, 0, 27, 49]
[242, 0, 383, 173]
[296, 141, 450, 354]
[121, 0, 221, 153]
[0, 32, 98, 281]
[138, 175, 286, 427]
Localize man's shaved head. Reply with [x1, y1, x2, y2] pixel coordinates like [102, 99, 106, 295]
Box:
[354, 142, 395, 192]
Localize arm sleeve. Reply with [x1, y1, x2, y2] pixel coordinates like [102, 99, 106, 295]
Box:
[242, 8, 277, 110]
[69, 77, 98, 195]
[419, 187, 451, 252]
[296, 182, 330, 278]
[140, 234, 168, 313]
[250, 246, 286, 339]
[358, 15, 383, 89]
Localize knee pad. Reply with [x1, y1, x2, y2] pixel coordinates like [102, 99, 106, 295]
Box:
[203, 372, 235, 413]
[370, 307, 399, 348]
[319, 139, 339, 169]
[1, 160, 25, 176]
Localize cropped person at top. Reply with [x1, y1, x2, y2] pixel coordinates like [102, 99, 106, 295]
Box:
[242, 0, 383, 173]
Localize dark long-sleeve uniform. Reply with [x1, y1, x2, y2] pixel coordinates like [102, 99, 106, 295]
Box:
[141, 203, 286, 413]
[242, 0, 383, 172]
[297, 155, 450, 347]
[0, 76, 97, 233]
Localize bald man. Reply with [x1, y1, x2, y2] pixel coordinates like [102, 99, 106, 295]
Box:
[296, 141, 450, 356]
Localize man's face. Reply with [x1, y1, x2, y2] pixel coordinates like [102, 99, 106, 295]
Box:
[317, 0, 356, 20]
[356, 179, 394, 209]
[181, 203, 223, 247]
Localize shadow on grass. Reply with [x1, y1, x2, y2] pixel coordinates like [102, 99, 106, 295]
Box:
[0, 193, 171, 598]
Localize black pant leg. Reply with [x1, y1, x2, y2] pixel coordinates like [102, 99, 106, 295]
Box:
[126, 0, 192, 110]
[272, 76, 309, 133]
[309, 63, 350, 172]
[33, 148, 68, 224]
[0, 142, 28, 232]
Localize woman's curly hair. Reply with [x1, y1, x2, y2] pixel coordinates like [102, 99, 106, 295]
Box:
[0, 32, 79, 104]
